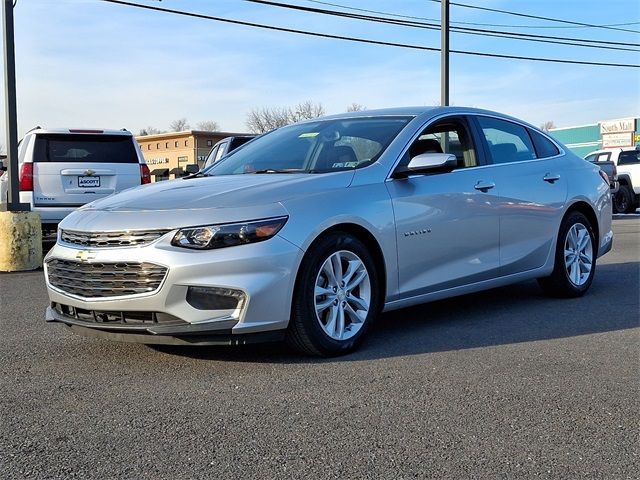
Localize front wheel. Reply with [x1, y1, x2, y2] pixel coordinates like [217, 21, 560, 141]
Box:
[286, 233, 382, 356]
[538, 212, 596, 298]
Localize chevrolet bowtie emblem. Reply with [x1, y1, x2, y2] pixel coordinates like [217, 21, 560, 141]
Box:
[76, 250, 96, 262]
[84, 169, 96, 176]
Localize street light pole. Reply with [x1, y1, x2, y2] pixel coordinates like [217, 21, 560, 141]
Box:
[441, 0, 450, 107]
[2, 0, 28, 211]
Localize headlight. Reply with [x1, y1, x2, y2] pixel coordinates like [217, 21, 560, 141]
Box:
[171, 216, 288, 250]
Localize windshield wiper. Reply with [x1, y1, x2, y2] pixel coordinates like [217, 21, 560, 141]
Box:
[251, 168, 306, 174]
[184, 171, 210, 179]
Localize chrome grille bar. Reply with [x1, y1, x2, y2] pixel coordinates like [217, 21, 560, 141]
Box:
[60, 229, 170, 248]
[46, 259, 168, 298]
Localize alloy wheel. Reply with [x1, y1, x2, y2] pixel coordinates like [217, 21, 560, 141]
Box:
[564, 222, 593, 286]
[314, 250, 371, 341]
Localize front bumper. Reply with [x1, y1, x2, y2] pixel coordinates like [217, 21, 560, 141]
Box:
[44, 232, 304, 343]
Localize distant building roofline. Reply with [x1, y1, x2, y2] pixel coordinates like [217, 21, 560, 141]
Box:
[135, 130, 251, 140]
[549, 123, 598, 132]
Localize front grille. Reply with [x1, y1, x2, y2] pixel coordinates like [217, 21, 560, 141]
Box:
[51, 302, 184, 327]
[46, 259, 168, 298]
[60, 229, 170, 248]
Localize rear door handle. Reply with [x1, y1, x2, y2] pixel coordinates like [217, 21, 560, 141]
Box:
[474, 181, 495, 192]
[543, 173, 561, 183]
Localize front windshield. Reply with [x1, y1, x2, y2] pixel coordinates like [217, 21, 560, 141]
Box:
[204, 116, 412, 175]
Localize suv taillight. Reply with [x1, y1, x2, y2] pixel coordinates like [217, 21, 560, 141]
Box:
[140, 164, 151, 184]
[19, 163, 33, 191]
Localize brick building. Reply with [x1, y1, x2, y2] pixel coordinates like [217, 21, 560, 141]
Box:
[135, 130, 248, 181]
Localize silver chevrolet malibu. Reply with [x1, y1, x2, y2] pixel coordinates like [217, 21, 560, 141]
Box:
[44, 107, 613, 356]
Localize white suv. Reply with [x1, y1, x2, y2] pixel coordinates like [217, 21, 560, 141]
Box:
[585, 146, 640, 213]
[4, 128, 151, 228]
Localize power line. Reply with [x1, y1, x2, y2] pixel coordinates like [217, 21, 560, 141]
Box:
[429, 0, 640, 35]
[244, 0, 640, 52]
[99, 0, 640, 68]
[306, 0, 640, 31]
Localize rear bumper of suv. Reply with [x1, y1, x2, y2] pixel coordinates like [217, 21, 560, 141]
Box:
[19, 192, 79, 223]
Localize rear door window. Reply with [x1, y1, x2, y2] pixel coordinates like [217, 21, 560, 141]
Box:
[33, 134, 138, 163]
[477, 116, 537, 164]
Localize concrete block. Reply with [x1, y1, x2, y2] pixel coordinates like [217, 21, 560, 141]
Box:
[0, 211, 43, 272]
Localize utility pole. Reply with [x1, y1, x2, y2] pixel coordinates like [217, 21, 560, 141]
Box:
[441, 0, 450, 107]
[2, 0, 28, 211]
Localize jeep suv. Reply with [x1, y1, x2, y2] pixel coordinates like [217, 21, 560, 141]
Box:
[201, 135, 256, 169]
[12, 128, 151, 228]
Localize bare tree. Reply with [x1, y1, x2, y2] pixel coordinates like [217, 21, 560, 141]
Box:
[246, 101, 325, 133]
[346, 103, 366, 112]
[196, 120, 220, 132]
[169, 118, 190, 132]
[138, 126, 163, 136]
[289, 100, 325, 122]
[540, 121, 556, 132]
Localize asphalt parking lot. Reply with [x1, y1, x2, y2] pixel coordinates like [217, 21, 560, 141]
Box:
[1, 218, 638, 479]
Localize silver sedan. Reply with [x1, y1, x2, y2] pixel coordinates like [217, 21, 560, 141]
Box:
[44, 107, 613, 356]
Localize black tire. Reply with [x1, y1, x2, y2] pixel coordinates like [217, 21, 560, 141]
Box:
[538, 211, 596, 298]
[286, 232, 382, 357]
[613, 185, 634, 214]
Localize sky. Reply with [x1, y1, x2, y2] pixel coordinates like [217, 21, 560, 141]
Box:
[1, 0, 639, 145]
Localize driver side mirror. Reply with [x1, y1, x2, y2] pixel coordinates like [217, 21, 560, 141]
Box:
[394, 153, 458, 178]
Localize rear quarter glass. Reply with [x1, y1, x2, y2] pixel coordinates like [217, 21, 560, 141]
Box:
[33, 134, 138, 163]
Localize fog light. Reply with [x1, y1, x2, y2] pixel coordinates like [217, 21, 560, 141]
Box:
[186, 286, 246, 311]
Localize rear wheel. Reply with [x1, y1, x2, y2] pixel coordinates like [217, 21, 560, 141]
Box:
[613, 185, 634, 214]
[538, 212, 596, 298]
[286, 232, 381, 356]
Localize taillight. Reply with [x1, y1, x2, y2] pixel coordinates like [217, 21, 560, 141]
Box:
[140, 164, 151, 184]
[19, 163, 33, 191]
[598, 169, 609, 186]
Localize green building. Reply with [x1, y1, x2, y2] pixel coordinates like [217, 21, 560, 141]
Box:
[549, 116, 640, 158]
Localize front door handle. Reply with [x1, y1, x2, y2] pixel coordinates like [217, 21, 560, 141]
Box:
[543, 173, 561, 183]
[474, 181, 495, 192]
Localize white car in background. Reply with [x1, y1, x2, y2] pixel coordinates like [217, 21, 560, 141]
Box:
[14, 128, 151, 229]
[585, 146, 640, 213]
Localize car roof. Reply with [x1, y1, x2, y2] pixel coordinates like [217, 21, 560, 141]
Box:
[305, 106, 539, 129]
[27, 127, 132, 136]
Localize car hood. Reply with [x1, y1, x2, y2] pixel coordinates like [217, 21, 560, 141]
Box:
[60, 172, 354, 231]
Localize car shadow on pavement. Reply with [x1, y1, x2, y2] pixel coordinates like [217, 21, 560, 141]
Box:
[150, 260, 639, 363]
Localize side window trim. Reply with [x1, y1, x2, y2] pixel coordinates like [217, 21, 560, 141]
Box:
[466, 115, 492, 167]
